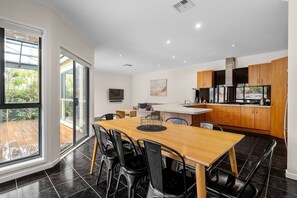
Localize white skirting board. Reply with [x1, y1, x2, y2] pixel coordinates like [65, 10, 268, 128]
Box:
[286, 170, 297, 181]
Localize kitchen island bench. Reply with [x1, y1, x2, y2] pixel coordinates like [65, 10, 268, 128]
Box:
[152, 104, 212, 125]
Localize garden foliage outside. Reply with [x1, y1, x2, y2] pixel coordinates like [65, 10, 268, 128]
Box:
[2, 67, 39, 121]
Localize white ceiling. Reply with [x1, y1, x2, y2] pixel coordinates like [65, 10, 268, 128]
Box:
[36, 0, 288, 74]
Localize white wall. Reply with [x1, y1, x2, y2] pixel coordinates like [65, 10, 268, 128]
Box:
[94, 71, 133, 117]
[132, 50, 288, 105]
[0, 0, 94, 182]
[287, 0, 297, 180]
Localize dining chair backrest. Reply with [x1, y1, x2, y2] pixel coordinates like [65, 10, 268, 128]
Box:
[241, 140, 277, 197]
[100, 113, 122, 121]
[137, 139, 188, 197]
[92, 124, 113, 156]
[165, 117, 189, 125]
[191, 121, 223, 131]
[110, 129, 139, 167]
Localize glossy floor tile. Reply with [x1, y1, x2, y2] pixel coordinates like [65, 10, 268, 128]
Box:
[1, 131, 297, 198]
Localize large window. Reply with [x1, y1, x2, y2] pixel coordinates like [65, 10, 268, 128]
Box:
[235, 83, 269, 103]
[209, 84, 270, 104]
[0, 27, 41, 166]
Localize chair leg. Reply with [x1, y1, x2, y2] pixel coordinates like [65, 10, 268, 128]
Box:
[127, 174, 140, 198]
[127, 183, 135, 198]
[97, 157, 105, 185]
[106, 168, 114, 198]
[114, 170, 122, 197]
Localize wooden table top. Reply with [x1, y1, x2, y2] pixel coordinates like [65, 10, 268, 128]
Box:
[95, 117, 244, 167]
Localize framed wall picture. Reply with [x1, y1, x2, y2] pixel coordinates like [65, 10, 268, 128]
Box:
[150, 79, 167, 96]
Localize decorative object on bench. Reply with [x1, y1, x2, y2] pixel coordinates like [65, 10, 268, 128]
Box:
[137, 116, 167, 132]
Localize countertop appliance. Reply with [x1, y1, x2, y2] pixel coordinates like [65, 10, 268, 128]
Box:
[192, 88, 200, 103]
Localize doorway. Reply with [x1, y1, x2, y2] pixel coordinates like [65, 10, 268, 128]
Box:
[60, 52, 89, 152]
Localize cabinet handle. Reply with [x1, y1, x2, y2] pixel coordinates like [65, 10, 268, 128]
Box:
[252, 111, 254, 114]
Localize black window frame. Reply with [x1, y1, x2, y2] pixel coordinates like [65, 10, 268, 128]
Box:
[209, 83, 271, 104]
[235, 83, 270, 103]
[0, 27, 42, 167]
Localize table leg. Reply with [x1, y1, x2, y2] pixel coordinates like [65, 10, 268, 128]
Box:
[90, 138, 98, 175]
[195, 162, 206, 198]
[228, 146, 239, 177]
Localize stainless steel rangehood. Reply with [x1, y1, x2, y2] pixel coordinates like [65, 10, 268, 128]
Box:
[225, 57, 236, 86]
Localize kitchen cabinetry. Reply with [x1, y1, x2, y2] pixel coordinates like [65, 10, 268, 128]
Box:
[197, 70, 214, 88]
[240, 107, 254, 128]
[240, 107, 270, 130]
[206, 105, 241, 127]
[248, 63, 271, 86]
[254, 108, 271, 131]
[205, 105, 221, 123]
[271, 57, 288, 138]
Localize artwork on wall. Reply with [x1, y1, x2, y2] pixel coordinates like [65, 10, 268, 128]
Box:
[150, 79, 167, 96]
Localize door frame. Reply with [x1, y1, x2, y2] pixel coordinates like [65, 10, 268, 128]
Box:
[60, 50, 90, 153]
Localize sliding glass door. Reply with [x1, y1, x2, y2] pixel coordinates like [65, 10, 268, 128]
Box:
[75, 63, 89, 143]
[60, 53, 89, 152]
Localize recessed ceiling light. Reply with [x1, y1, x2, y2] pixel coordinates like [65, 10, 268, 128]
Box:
[119, 54, 122, 57]
[172, 56, 176, 59]
[129, 70, 132, 73]
[157, 64, 161, 67]
[232, 44, 236, 47]
[166, 40, 171, 45]
[184, 60, 187, 63]
[123, 64, 132, 67]
[195, 23, 202, 29]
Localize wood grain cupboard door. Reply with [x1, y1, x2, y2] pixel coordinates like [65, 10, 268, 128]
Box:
[206, 105, 221, 124]
[197, 72, 204, 88]
[248, 64, 260, 86]
[240, 107, 255, 128]
[260, 63, 272, 85]
[271, 57, 288, 138]
[254, 108, 271, 130]
[221, 106, 241, 127]
[204, 71, 214, 88]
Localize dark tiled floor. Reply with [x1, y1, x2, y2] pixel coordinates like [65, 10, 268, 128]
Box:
[1, 132, 297, 198]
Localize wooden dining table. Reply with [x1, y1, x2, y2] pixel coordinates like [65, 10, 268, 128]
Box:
[90, 117, 244, 198]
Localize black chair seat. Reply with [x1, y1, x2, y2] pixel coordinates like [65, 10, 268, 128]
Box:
[124, 155, 147, 174]
[162, 168, 196, 195]
[207, 170, 258, 198]
[105, 147, 133, 160]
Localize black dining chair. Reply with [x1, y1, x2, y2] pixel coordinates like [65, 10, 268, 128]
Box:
[183, 121, 223, 178]
[110, 129, 147, 198]
[92, 124, 133, 198]
[137, 139, 196, 198]
[100, 113, 122, 121]
[191, 121, 223, 132]
[99, 113, 131, 148]
[165, 117, 189, 125]
[164, 117, 189, 169]
[206, 140, 277, 198]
